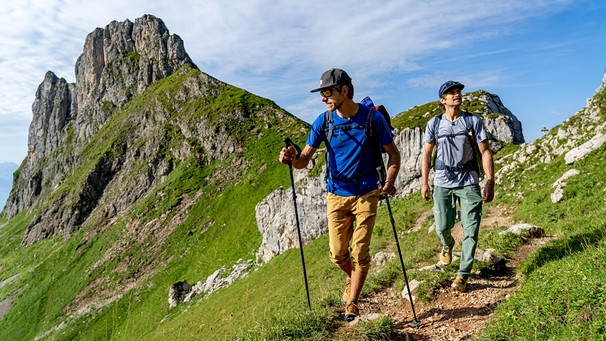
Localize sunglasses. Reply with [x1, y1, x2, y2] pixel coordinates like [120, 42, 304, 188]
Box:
[320, 88, 337, 98]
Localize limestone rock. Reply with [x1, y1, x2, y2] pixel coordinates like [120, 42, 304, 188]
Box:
[474, 248, 505, 265]
[255, 175, 327, 263]
[373, 252, 396, 267]
[550, 169, 580, 203]
[564, 134, 606, 165]
[499, 223, 542, 236]
[402, 279, 423, 302]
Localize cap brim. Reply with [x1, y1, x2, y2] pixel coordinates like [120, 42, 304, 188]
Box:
[446, 84, 464, 92]
[310, 86, 331, 93]
[440, 84, 465, 97]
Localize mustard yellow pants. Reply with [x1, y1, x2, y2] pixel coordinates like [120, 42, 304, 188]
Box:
[327, 189, 380, 272]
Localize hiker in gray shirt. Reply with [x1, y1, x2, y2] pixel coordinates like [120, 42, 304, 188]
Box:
[420, 80, 495, 292]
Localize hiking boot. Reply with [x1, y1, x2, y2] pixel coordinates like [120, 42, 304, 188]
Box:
[344, 301, 359, 322]
[340, 278, 351, 306]
[451, 275, 468, 292]
[439, 245, 453, 265]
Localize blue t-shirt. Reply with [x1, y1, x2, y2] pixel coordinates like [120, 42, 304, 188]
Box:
[307, 104, 394, 196]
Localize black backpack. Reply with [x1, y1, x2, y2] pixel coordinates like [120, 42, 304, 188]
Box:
[432, 111, 484, 177]
[323, 96, 392, 183]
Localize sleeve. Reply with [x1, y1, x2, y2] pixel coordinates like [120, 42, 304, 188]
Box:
[473, 115, 489, 143]
[373, 110, 394, 145]
[424, 117, 437, 144]
[306, 113, 327, 148]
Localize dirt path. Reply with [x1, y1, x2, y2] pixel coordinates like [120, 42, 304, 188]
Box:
[341, 205, 549, 340]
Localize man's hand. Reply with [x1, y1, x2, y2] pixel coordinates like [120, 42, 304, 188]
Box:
[483, 180, 495, 203]
[380, 180, 396, 196]
[421, 183, 432, 201]
[279, 146, 296, 165]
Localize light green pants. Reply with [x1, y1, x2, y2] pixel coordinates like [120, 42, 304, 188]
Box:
[433, 185, 483, 277]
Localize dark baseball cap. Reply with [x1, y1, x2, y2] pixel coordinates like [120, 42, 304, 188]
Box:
[439, 80, 465, 97]
[310, 68, 352, 93]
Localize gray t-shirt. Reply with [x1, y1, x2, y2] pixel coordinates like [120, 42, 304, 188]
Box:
[424, 112, 488, 188]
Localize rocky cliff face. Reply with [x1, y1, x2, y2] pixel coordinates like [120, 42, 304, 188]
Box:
[255, 91, 525, 262]
[255, 172, 327, 263]
[471, 91, 525, 146]
[5, 15, 196, 245]
[74, 15, 193, 142]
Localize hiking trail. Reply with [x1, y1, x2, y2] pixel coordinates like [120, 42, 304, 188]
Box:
[335, 204, 550, 340]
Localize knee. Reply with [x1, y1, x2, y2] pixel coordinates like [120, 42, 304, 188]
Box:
[352, 255, 371, 272]
[329, 250, 350, 266]
[350, 245, 372, 272]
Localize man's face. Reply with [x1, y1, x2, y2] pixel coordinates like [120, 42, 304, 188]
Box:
[439, 87, 462, 107]
[320, 86, 346, 111]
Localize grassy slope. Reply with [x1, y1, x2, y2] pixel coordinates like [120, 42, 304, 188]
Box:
[478, 144, 606, 340]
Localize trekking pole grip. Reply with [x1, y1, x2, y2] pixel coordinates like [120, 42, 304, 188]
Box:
[283, 138, 302, 158]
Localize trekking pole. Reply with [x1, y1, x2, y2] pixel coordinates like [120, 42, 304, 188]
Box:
[283, 137, 312, 311]
[377, 166, 421, 326]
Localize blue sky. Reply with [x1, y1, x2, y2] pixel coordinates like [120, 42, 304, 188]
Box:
[0, 0, 605, 164]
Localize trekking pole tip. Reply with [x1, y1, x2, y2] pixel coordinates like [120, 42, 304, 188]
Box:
[412, 318, 421, 327]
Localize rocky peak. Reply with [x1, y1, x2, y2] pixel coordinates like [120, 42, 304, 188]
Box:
[74, 14, 194, 140]
[464, 91, 525, 146]
[4, 15, 197, 243]
[28, 71, 76, 165]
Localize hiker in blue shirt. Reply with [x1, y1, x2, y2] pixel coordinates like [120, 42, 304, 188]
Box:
[420, 80, 495, 292]
[279, 68, 401, 321]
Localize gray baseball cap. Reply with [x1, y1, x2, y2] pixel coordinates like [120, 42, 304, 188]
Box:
[310, 68, 352, 93]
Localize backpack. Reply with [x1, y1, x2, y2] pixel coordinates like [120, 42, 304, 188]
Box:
[323, 96, 392, 183]
[432, 111, 484, 177]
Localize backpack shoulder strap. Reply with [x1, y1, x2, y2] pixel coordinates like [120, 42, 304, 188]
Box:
[463, 111, 476, 142]
[433, 113, 443, 144]
[323, 110, 333, 183]
[365, 106, 374, 138]
[323, 110, 334, 142]
[463, 111, 471, 129]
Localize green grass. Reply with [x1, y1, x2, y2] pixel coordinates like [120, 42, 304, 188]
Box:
[472, 128, 606, 340]
[479, 238, 606, 341]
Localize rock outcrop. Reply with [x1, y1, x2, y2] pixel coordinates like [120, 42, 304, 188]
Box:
[255, 171, 327, 263]
[471, 91, 525, 146]
[5, 15, 196, 245]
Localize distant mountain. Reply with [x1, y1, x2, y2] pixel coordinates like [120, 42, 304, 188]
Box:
[0, 162, 17, 210]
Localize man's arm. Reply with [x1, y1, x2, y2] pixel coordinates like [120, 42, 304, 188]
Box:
[477, 139, 494, 202]
[380, 141, 401, 195]
[420, 142, 434, 201]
